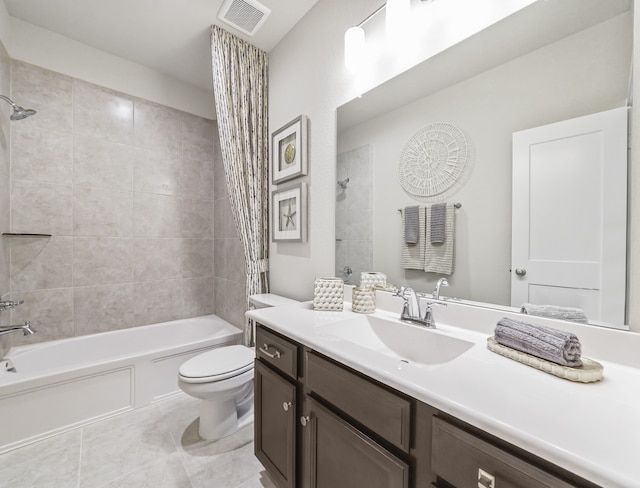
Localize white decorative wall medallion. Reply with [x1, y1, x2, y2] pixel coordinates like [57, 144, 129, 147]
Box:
[398, 122, 473, 201]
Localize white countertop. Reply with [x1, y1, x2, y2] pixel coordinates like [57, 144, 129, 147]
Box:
[246, 299, 640, 488]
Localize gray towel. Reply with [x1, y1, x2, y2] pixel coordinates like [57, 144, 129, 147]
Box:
[520, 303, 588, 324]
[424, 203, 455, 275]
[430, 203, 446, 244]
[401, 206, 426, 270]
[404, 206, 420, 244]
[494, 317, 582, 367]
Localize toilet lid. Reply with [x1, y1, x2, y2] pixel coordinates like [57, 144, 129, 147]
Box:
[179, 345, 255, 381]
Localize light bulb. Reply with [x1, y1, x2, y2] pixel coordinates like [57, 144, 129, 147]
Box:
[344, 26, 365, 72]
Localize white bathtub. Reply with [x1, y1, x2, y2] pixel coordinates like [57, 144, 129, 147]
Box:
[0, 314, 242, 453]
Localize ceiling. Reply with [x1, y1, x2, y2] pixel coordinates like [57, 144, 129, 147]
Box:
[4, 0, 319, 92]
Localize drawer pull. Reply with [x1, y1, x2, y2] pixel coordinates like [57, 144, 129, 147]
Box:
[300, 415, 310, 427]
[259, 343, 282, 359]
[282, 401, 292, 412]
[478, 469, 495, 488]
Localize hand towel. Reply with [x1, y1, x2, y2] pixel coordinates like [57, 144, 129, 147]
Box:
[404, 206, 420, 244]
[424, 203, 455, 275]
[430, 203, 446, 244]
[494, 317, 582, 367]
[401, 206, 426, 270]
[520, 303, 588, 324]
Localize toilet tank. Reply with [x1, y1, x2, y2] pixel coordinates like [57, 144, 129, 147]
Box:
[249, 293, 300, 309]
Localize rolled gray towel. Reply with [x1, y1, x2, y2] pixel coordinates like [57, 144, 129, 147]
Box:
[430, 203, 446, 244]
[494, 317, 582, 367]
[520, 303, 588, 324]
[404, 206, 420, 244]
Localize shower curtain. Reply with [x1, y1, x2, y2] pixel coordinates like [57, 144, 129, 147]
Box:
[210, 25, 269, 346]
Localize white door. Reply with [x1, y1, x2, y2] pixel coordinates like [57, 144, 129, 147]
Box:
[511, 107, 627, 326]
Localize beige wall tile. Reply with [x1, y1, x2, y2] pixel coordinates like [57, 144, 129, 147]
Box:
[10, 288, 74, 345]
[133, 279, 183, 326]
[74, 80, 133, 145]
[73, 237, 133, 286]
[11, 179, 73, 235]
[74, 135, 134, 191]
[183, 277, 214, 317]
[213, 156, 227, 201]
[182, 158, 213, 200]
[74, 283, 134, 335]
[74, 187, 133, 236]
[10, 236, 73, 291]
[133, 238, 183, 281]
[182, 238, 213, 278]
[11, 125, 73, 184]
[133, 193, 182, 237]
[214, 278, 245, 329]
[227, 238, 247, 284]
[133, 147, 181, 196]
[11, 60, 73, 134]
[182, 198, 213, 237]
[182, 114, 215, 161]
[134, 100, 182, 156]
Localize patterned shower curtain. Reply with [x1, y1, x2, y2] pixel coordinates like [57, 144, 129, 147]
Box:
[210, 25, 269, 346]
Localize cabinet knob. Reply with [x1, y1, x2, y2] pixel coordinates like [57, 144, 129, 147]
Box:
[300, 415, 310, 427]
[477, 469, 495, 488]
[282, 401, 292, 412]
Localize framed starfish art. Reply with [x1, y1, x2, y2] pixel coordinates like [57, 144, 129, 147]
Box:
[272, 182, 307, 242]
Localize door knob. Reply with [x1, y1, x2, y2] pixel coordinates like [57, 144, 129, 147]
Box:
[300, 415, 310, 426]
[282, 401, 292, 412]
[514, 267, 527, 276]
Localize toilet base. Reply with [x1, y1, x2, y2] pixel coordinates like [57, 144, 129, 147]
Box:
[197, 382, 254, 441]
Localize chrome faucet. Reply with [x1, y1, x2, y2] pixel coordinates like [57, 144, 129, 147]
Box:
[0, 321, 36, 337]
[395, 286, 435, 328]
[432, 278, 449, 300]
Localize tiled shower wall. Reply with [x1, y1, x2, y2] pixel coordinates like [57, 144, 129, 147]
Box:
[5, 60, 246, 348]
[0, 42, 10, 356]
[336, 145, 373, 284]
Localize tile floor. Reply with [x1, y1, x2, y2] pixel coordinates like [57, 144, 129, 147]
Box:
[0, 393, 277, 488]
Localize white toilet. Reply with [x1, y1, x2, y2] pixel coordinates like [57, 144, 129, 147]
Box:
[178, 293, 299, 440]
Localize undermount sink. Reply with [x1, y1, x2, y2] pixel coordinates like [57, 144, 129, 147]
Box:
[322, 315, 474, 367]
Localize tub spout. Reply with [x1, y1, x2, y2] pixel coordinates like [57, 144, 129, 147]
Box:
[0, 321, 36, 337]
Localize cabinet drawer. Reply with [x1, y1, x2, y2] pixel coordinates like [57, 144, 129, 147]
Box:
[305, 351, 411, 452]
[256, 326, 298, 379]
[432, 417, 577, 488]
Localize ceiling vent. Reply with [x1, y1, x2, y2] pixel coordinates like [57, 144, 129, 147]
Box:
[217, 0, 271, 37]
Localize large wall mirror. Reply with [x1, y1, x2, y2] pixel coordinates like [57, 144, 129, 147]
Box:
[336, 0, 632, 329]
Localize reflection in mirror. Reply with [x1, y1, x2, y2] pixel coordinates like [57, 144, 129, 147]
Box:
[336, 0, 632, 329]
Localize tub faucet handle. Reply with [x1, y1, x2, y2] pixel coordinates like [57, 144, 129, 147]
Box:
[0, 300, 24, 312]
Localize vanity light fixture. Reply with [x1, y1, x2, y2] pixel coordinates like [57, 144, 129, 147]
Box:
[344, 3, 385, 72]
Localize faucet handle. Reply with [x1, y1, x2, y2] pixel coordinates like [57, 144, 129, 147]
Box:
[0, 300, 24, 312]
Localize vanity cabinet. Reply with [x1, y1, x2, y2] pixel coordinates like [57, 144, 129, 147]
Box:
[254, 327, 299, 488]
[254, 324, 599, 488]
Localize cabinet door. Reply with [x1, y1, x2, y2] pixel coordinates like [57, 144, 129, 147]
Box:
[255, 360, 297, 488]
[301, 396, 409, 488]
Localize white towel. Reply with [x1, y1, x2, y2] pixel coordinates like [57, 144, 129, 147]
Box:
[401, 206, 426, 270]
[424, 203, 455, 275]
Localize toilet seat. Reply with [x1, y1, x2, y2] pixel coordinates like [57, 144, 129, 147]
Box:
[179, 345, 255, 384]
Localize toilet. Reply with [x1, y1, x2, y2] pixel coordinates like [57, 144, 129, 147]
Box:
[178, 293, 300, 440]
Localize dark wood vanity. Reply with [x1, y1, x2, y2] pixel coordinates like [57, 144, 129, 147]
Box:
[254, 323, 602, 488]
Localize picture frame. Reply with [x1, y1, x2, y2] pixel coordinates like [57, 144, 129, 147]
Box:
[272, 182, 307, 242]
[272, 115, 308, 184]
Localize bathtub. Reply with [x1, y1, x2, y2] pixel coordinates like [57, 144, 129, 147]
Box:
[0, 314, 242, 453]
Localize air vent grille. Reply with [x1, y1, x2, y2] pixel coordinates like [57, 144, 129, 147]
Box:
[218, 0, 271, 37]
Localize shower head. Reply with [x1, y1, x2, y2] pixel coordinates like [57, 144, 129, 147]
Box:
[337, 177, 350, 189]
[0, 95, 36, 120]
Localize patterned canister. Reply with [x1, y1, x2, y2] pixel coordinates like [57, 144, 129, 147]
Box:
[313, 277, 344, 311]
[352, 286, 375, 314]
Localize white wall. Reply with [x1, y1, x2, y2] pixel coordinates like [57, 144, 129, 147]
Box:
[268, 0, 536, 301]
[337, 13, 631, 307]
[7, 18, 214, 119]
